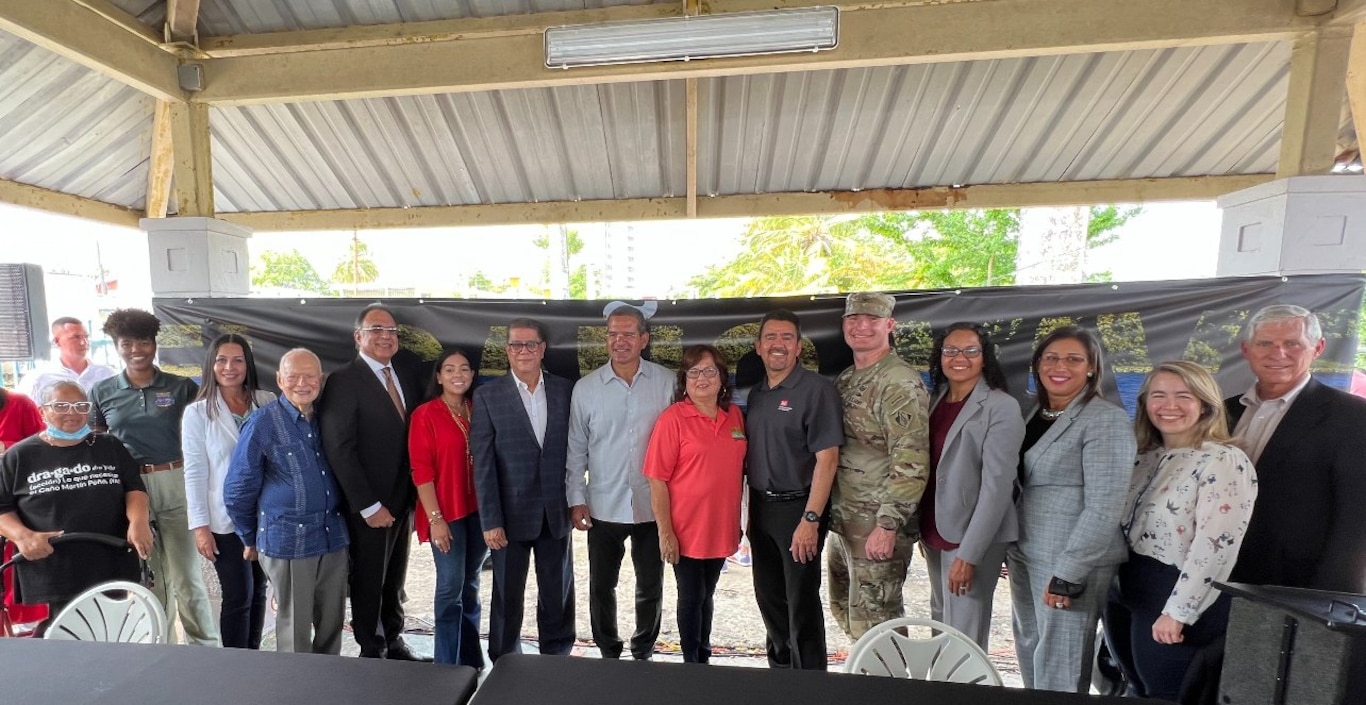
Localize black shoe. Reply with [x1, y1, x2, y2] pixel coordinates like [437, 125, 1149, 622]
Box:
[359, 650, 384, 659]
[386, 641, 433, 662]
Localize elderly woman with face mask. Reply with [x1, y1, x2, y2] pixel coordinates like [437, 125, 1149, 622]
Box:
[0, 380, 152, 620]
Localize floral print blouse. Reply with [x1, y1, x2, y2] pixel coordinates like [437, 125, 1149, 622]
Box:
[1122, 443, 1258, 624]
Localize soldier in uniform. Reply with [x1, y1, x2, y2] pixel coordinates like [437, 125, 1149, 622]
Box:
[828, 292, 931, 640]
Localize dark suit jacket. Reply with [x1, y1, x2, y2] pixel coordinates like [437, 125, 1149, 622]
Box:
[1226, 378, 1366, 593]
[471, 371, 572, 543]
[319, 357, 422, 516]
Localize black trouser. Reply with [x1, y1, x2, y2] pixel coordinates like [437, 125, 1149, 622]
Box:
[1103, 552, 1232, 702]
[487, 519, 576, 662]
[346, 511, 412, 656]
[673, 557, 724, 664]
[748, 488, 829, 670]
[212, 531, 269, 649]
[587, 519, 664, 659]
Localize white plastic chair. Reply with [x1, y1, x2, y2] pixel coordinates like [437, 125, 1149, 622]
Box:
[843, 617, 1002, 686]
[44, 580, 167, 644]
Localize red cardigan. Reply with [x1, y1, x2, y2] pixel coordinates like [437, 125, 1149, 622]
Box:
[407, 398, 478, 543]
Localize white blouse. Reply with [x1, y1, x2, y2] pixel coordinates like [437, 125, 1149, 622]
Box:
[1122, 443, 1258, 624]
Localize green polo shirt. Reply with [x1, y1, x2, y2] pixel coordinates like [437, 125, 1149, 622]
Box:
[89, 369, 199, 465]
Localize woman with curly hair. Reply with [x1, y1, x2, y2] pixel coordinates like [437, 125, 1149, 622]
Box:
[89, 308, 219, 646]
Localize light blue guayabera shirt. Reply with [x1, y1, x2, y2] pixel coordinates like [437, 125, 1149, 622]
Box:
[566, 359, 675, 524]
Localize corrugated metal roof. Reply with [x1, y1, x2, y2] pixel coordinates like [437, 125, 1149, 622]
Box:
[212, 81, 686, 212]
[111, 0, 672, 36]
[209, 41, 1294, 212]
[700, 41, 1291, 196]
[0, 31, 154, 209]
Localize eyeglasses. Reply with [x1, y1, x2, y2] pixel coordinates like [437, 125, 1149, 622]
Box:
[282, 374, 321, 385]
[506, 341, 544, 353]
[358, 326, 399, 336]
[1040, 353, 1089, 367]
[606, 332, 640, 341]
[685, 367, 720, 379]
[941, 346, 982, 359]
[45, 401, 93, 414]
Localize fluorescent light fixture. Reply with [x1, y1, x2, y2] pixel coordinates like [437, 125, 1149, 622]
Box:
[544, 7, 840, 69]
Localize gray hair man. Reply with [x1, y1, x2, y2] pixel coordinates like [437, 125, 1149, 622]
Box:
[1225, 304, 1366, 592]
[226, 348, 350, 654]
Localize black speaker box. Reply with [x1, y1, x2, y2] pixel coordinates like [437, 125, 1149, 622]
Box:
[1218, 582, 1366, 705]
[0, 263, 48, 362]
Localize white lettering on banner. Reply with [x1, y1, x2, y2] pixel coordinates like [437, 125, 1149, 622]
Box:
[27, 463, 122, 495]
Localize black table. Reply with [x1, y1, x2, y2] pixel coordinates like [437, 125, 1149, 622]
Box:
[0, 638, 478, 705]
[471, 653, 1160, 705]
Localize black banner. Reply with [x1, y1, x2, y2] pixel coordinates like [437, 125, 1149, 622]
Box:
[154, 273, 1365, 417]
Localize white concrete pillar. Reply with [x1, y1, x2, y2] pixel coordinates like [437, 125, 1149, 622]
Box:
[140, 217, 252, 297]
[1216, 175, 1366, 276]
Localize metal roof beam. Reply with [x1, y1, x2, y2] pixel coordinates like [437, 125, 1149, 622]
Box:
[0, 178, 142, 229]
[1278, 26, 1353, 176]
[1348, 23, 1366, 165]
[170, 102, 215, 216]
[198, 0, 1317, 106]
[166, 0, 201, 44]
[0, 0, 184, 102]
[219, 175, 1274, 231]
[145, 100, 175, 219]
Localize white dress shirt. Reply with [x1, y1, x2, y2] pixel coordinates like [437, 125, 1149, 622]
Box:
[515, 370, 548, 446]
[354, 352, 405, 518]
[18, 359, 117, 398]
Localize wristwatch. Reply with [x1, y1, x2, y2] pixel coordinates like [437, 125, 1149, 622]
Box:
[802, 510, 821, 523]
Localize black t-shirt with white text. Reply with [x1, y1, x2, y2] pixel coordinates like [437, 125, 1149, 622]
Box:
[0, 434, 144, 604]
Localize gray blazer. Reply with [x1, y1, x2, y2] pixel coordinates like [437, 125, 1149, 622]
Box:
[1018, 395, 1134, 584]
[930, 380, 1025, 565]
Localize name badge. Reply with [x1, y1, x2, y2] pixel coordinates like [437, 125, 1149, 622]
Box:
[153, 391, 176, 408]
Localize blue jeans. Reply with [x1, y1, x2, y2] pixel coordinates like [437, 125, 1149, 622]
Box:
[431, 512, 488, 667]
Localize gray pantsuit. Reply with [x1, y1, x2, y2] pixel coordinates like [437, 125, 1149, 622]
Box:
[1009, 396, 1134, 693]
[926, 541, 1010, 648]
[260, 549, 348, 655]
[924, 381, 1023, 651]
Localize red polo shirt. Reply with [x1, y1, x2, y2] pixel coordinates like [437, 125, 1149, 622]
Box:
[643, 400, 746, 559]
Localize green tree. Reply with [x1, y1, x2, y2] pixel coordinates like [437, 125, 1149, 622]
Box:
[331, 236, 380, 291]
[468, 270, 511, 294]
[534, 227, 590, 298]
[251, 249, 331, 294]
[688, 216, 915, 297]
[855, 210, 1020, 288]
[854, 206, 1140, 289]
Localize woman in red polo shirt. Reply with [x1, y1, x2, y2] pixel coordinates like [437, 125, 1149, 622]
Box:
[644, 344, 747, 664]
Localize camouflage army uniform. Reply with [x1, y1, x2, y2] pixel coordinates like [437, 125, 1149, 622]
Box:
[827, 352, 930, 640]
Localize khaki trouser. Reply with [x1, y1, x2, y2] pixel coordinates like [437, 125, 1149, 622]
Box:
[144, 468, 220, 646]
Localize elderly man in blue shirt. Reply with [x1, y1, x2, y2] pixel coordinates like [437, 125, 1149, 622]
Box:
[226, 348, 349, 655]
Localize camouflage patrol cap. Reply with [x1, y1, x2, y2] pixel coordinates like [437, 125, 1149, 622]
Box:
[843, 292, 895, 318]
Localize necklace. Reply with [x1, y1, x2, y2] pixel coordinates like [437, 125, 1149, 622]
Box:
[1039, 407, 1065, 421]
[444, 399, 476, 493]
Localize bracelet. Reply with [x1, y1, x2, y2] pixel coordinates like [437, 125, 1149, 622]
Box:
[428, 510, 444, 525]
